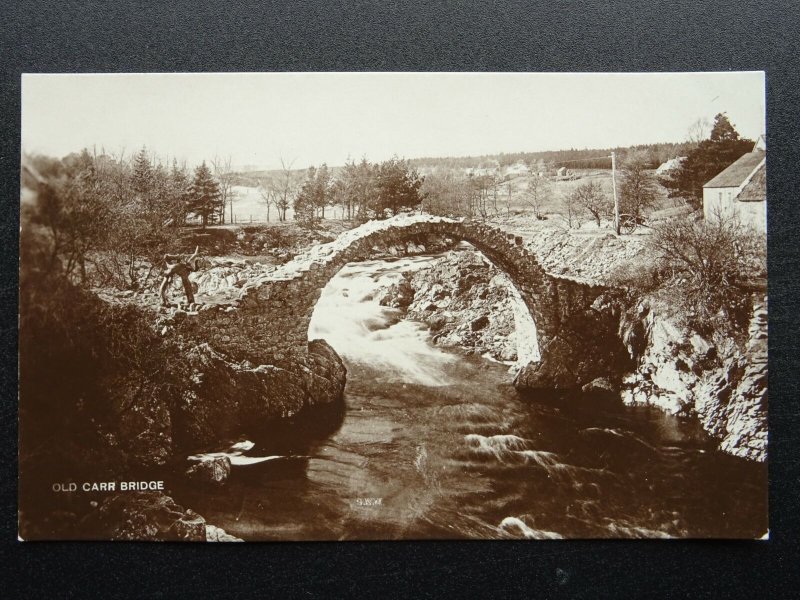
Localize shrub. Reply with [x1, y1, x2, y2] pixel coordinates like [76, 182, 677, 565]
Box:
[648, 211, 766, 334]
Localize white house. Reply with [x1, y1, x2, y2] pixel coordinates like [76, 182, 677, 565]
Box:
[702, 138, 766, 233]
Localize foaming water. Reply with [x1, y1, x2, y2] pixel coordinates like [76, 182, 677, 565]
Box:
[174, 256, 768, 541]
[188, 440, 288, 466]
[308, 257, 457, 386]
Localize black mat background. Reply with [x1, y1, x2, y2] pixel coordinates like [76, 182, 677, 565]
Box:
[2, 1, 799, 597]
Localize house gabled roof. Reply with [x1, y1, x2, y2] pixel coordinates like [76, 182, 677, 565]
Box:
[655, 156, 686, 174]
[703, 150, 765, 188]
[736, 162, 766, 203]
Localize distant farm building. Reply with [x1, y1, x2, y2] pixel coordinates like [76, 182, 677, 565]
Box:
[702, 138, 766, 232]
[556, 166, 568, 177]
[504, 162, 529, 177]
[655, 156, 686, 176]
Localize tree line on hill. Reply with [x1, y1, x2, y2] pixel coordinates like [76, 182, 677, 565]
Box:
[408, 141, 697, 172]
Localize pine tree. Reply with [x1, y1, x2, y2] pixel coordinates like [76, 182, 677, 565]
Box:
[187, 161, 222, 228]
[374, 157, 425, 217]
[293, 166, 320, 230]
[132, 146, 153, 196]
[169, 159, 190, 225]
[661, 113, 754, 207]
[709, 113, 740, 142]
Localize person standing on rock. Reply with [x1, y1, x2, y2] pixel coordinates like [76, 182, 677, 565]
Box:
[159, 246, 201, 308]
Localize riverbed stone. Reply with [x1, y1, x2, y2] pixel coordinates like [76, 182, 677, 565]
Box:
[581, 377, 619, 401]
[185, 455, 232, 485]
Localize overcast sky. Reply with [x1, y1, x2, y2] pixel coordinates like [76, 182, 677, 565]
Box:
[22, 72, 765, 170]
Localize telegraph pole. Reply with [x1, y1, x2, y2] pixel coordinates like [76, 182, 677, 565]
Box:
[611, 151, 620, 235]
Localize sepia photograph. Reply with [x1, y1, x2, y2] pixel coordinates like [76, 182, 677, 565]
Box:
[18, 72, 768, 541]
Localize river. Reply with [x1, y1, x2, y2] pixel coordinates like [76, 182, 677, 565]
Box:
[176, 255, 768, 540]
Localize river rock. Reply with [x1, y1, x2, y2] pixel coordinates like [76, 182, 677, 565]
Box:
[581, 377, 619, 401]
[173, 340, 346, 449]
[205, 524, 244, 542]
[470, 315, 490, 331]
[377, 278, 415, 308]
[404, 251, 519, 362]
[186, 455, 232, 484]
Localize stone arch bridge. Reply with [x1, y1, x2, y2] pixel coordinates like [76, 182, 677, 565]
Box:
[173, 215, 629, 395]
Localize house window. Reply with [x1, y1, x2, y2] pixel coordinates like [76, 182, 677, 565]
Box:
[719, 192, 722, 201]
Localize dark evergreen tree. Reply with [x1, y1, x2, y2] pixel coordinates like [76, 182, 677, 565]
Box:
[374, 157, 425, 217]
[661, 113, 754, 207]
[132, 146, 153, 196]
[186, 161, 222, 228]
[168, 159, 190, 226]
[293, 166, 321, 230]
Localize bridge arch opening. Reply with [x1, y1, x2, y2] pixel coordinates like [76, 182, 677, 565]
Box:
[257, 215, 574, 359]
[306, 244, 540, 385]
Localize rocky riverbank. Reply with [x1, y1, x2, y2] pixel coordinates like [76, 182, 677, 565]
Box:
[378, 239, 767, 462]
[618, 297, 768, 462]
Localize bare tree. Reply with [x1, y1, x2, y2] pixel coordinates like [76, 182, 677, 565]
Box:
[419, 167, 472, 217]
[258, 179, 274, 222]
[649, 209, 766, 330]
[620, 150, 659, 219]
[469, 173, 493, 219]
[267, 158, 299, 222]
[563, 190, 583, 229]
[523, 175, 551, 220]
[686, 117, 712, 145]
[503, 179, 515, 216]
[211, 155, 237, 225]
[570, 180, 611, 227]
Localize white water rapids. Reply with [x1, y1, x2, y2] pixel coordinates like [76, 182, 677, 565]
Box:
[308, 256, 459, 386]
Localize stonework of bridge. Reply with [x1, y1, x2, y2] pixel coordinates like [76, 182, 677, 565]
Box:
[173, 214, 626, 391]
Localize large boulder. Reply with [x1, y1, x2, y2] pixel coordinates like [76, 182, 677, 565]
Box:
[186, 455, 232, 485]
[173, 340, 347, 449]
[377, 278, 415, 308]
[206, 524, 243, 542]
